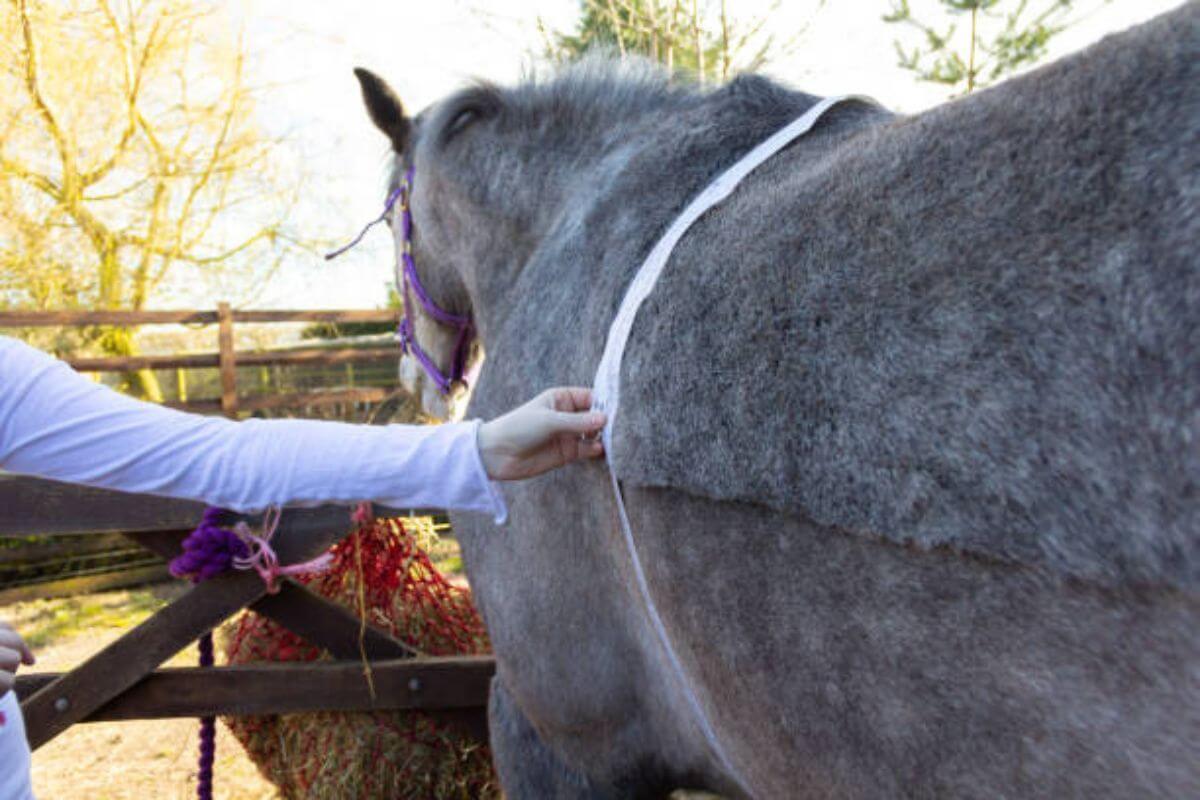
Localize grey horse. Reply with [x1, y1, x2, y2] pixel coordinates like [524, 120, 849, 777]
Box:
[353, 4, 1197, 797]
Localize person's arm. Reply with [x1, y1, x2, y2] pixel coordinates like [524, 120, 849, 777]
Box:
[0, 337, 603, 522]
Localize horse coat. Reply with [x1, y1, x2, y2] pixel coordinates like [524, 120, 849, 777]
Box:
[356, 4, 1198, 797]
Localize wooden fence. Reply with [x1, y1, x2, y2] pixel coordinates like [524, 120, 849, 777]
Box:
[3, 475, 493, 749]
[0, 305, 403, 417]
[0, 305, 413, 599]
[1, 309, 493, 758]
[0, 532, 169, 606]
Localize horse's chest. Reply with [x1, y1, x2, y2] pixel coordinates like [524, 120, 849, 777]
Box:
[455, 466, 647, 730]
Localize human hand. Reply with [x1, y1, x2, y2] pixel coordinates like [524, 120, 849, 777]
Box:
[0, 620, 35, 694]
[478, 387, 606, 481]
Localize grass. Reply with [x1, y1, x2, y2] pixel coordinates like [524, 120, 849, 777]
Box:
[7, 582, 182, 650]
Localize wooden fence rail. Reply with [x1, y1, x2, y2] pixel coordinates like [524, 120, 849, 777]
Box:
[2, 476, 491, 750]
[0, 309, 496, 762]
[0, 309, 399, 327]
[16, 657, 495, 721]
[65, 345, 396, 373]
[0, 305, 403, 418]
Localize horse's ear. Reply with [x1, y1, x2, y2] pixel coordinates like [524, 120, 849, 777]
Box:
[354, 67, 411, 153]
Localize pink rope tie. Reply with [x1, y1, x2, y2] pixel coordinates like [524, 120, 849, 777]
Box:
[230, 506, 334, 594]
[350, 501, 374, 526]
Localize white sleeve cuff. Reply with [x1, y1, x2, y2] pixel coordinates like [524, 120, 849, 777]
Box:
[469, 418, 508, 525]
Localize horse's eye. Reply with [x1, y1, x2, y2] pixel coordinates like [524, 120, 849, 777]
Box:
[438, 87, 500, 145]
[444, 107, 479, 141]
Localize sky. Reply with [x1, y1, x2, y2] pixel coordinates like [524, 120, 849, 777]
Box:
[227, 0, 1186, 310]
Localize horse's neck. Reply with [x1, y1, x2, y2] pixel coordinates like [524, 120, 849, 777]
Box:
[472, 90, 881, 404]
[540, 88, 887, 290]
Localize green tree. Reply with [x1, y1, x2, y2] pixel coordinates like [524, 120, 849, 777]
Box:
[0, 0, 307, 398]
[884, 0, 1103, 95]
[543, 0, 821, 84]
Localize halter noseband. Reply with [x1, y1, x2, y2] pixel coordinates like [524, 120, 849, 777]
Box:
[393, 167, 475, 395]
[326, 165, 475, 396]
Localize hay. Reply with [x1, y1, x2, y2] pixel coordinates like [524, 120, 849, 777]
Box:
[220, 515, 498, 799]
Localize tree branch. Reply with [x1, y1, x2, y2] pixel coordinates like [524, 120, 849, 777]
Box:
[0, 155, 62, 199]
[13, 0, 76, 188]
[80, 2, 164, 188]
[129, 226, 275, 266]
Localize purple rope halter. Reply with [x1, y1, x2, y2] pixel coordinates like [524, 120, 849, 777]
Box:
[326, 165, 476, 396]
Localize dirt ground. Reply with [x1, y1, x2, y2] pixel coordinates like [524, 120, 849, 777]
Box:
[6, 584, 280, 800]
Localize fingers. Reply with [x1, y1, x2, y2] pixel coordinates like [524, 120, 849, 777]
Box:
[0, 641, 30, 693]
[578, 437, 605, 460]
[549, 409, 606, 436]
[0, 645, 20, 672]
[547, 386, 593, 413]
[551, 430, 605, 473]
[0, 623, 34, 666]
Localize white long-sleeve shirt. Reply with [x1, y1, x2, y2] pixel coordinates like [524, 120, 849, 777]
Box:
[0, 335, 506, 520]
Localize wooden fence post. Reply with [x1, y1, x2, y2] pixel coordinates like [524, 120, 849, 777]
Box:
[0, 307, 403, 418]
[217, 302, 238, 418]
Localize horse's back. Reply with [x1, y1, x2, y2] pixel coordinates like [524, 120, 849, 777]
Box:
[616, 2, 1200, 593]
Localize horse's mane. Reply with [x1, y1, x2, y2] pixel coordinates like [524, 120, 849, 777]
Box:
[394, 57, 694, 193]
[504, 54, 697, 123]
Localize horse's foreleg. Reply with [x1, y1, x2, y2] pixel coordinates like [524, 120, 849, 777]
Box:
[489, 677, 630, 799]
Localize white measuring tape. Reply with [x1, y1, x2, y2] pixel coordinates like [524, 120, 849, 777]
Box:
[590, 94, 868, 796]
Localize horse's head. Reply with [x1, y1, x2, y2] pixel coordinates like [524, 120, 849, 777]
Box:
[354, 61, 689, 416]
[354, 67, 534, 419]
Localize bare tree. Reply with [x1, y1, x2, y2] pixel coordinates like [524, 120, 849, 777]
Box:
[0, 0, 307, 397]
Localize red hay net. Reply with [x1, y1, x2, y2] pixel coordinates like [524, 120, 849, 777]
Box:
[221, 515, 498, 799]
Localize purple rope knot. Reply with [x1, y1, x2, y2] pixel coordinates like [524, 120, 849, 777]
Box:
[169, 507, 249, 582]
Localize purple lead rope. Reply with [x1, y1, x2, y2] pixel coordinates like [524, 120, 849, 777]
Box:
[197, 632, 216, 800]
[323, 186, 403, 262]
[171, 508, 244, 800]
[171, 508, 333, 800]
